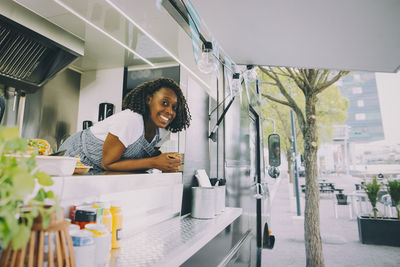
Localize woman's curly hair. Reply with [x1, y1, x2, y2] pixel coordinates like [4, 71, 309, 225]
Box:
[122, 78, 191, 132]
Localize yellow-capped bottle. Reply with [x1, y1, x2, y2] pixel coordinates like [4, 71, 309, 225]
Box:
[110, 205, 123, 249]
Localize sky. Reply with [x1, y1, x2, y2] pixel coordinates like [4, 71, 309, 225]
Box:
[375, 71, 400, 144]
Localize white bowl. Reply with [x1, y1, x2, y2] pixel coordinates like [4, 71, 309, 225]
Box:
[35, 156, 79, 176]
[6, 155, 79, 176]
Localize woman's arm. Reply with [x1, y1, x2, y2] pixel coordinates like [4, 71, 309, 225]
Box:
[102, 133, 181, 172]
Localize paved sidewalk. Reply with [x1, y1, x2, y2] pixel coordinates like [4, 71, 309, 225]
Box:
[262, 174, 400, 267]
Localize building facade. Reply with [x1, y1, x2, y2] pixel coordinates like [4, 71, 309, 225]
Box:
[339, 72, 384, 143]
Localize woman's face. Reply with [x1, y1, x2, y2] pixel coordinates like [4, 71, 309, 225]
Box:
[146, 87, 178, 128]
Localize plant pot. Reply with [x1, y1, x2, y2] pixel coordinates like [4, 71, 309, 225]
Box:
[357, 216, 400, 247]
[0, 208, 75, 267]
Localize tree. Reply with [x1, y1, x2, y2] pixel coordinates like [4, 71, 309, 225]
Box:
[259, 67, 349, 267]
[260, 71, 348, 183]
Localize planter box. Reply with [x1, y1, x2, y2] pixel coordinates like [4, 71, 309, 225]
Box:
[357, 216, 400, 246]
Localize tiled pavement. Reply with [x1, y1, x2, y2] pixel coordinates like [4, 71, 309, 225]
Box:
[262, 173, 400, 267]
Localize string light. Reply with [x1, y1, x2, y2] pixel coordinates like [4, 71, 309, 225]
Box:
[197, 41, 218, 74]
[231, 73, 242, 96]
[243, 65, 257, 82]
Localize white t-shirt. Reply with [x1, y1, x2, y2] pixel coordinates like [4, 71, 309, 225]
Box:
[90, 110, 169, 148]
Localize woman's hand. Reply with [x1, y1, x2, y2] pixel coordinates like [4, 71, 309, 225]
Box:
[153, 152, 182, 172]
[102, 133, 182, 172]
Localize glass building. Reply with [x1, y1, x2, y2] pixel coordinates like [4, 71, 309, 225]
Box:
[339, 72, 384, 143]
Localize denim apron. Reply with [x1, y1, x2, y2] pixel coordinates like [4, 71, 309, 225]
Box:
[59, 128, 161, 171]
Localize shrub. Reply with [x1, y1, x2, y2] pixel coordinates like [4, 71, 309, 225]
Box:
[387, 180, 400, 219]
[363, 176, 380, 219]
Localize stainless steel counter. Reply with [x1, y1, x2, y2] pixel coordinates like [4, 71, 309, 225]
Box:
[51, 172, 183, 232]
[110, 207, 242, 267]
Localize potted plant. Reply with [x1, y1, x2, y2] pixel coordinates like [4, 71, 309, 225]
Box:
[387, 179, 400, 219]
[364, 176, 381, 218]
[357, 176, 400, 246]
[0, 127, 58, 251]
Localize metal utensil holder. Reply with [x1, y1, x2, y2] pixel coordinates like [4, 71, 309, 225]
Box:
[191, 187, 216, 219]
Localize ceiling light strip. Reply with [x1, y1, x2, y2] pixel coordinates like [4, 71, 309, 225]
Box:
[53, 0, 154, 67]
[105, 0, 211, 90]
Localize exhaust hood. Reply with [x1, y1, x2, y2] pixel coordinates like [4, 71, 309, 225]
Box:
[0, 0, 84, 93]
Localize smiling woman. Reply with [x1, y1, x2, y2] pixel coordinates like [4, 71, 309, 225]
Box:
[58, 78, 191, 173]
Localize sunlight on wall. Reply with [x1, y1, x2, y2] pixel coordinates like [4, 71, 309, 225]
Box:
[375, 71, 400, 144]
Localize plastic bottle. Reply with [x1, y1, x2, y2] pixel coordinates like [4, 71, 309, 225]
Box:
[110, 205, 123, 249]
[92, 202, 105, 224]
[70, 230, 95, 267]
[102, 202, 112, 234]
[74, 206, 97, 229]
[85, 223, 111, 266]
[69, 203, 79, 223]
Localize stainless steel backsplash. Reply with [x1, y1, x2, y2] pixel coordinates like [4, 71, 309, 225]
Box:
[21, 68, 81, 151]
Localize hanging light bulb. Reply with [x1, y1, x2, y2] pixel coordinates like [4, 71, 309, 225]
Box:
[198, 41, 217, 74]
[243, 65, 257, 82]
[231, 73, 242, 96]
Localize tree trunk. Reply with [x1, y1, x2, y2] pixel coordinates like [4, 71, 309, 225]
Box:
[303, 96, 325, 267]
[286, 147, 294, 184]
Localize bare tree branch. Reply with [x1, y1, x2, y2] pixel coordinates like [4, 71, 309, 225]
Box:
[259, 66, 278, 82]
[261, 66, 306, 129]
[320, 70, 330, 84]
[315, 71, 349, 94]
[273, 67, 292, 78]
[262, 94, 292, 108]
[312, 70, 328, 88]
[285, 67, 306, 95]
[300, 69, 312, 90]
[309, 69, 318, 87]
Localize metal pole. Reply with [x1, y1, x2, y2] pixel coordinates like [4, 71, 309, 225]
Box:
[290, 109, 301, 216]
[344, 126, 350, 175]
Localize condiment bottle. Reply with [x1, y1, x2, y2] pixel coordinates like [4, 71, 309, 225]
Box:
[110, 205, 123, 249]
[102, 202, 113, 234]
[92, 202, 105, 224]
[85, 223, 111, 266]
[70, 230, 95, 267]
[69, 203, 78, 223]
[74, 206, 97, 229]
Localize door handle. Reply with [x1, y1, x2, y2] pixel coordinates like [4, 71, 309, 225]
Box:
[253, 183, 264, 199]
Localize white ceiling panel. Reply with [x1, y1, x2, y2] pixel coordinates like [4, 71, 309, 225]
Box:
[191, 0, 400, 73]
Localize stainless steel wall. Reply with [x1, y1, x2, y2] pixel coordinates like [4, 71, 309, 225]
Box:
[183, 79, 265, 266]
[181, 78, 210, 215]
[21, 69, 81, 150]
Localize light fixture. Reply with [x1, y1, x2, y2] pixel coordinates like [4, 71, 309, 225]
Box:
[231, 73, 242, 96]
[198, 41, 218, 74]
[243, 65, 257, 82]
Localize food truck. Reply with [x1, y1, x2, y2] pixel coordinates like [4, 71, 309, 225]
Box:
[0, 0, 276, 266]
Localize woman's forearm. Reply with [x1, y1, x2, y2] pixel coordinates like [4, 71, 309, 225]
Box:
[102, 157, 157, 171]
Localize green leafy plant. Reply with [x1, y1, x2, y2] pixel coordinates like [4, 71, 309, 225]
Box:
[362, 176, 381, 219]
[387, 180, 400, 219]
[0, 127, 58, 250]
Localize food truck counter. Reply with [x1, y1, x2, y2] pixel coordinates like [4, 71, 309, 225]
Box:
[50, 172, 241, 266]
[110, 207, 242, 266]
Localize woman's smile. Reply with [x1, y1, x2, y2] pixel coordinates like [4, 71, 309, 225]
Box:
[147, 87, 178, 128]
[159, 114, 171, 125]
